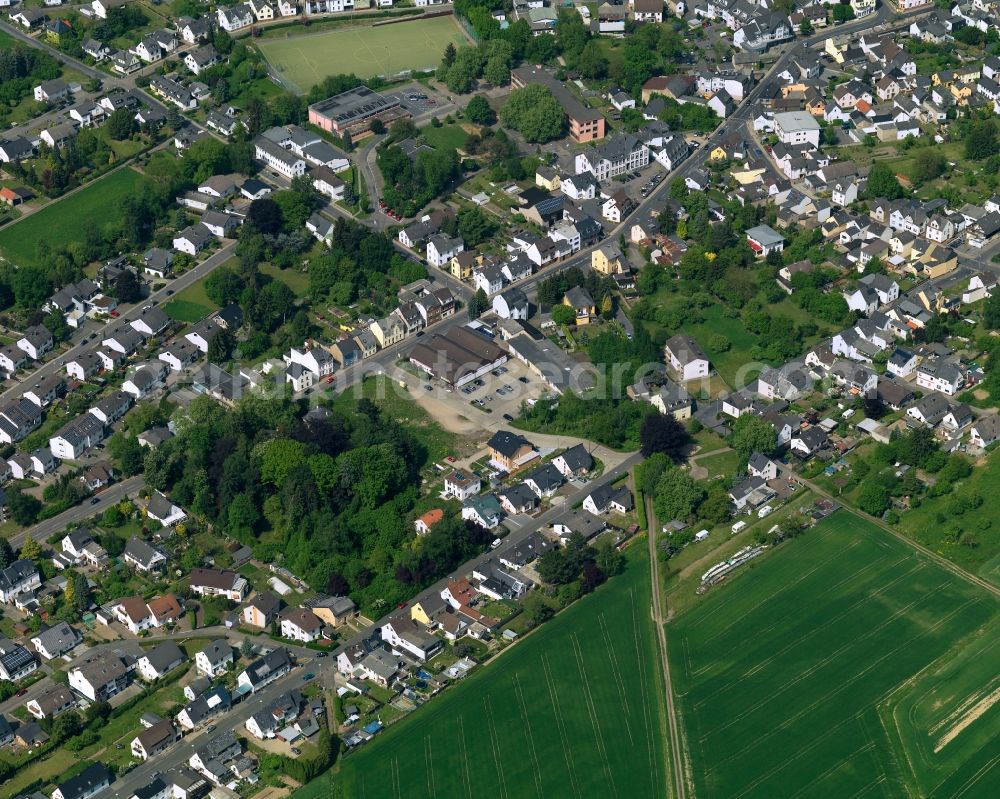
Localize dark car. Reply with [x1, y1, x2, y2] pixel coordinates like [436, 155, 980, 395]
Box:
[90, 497, 100, 505]
[503, 413, 514, 422]
[518, 376, 529, 384]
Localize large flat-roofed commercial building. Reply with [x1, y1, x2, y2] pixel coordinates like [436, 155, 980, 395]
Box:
[410, 326, 508, 387]
[511, 66, 606, 143]
[308, 85, 407, 136]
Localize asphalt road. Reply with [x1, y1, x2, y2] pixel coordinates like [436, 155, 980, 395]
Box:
[107, 660, 320, 799]
[0, 242, 236, 407]
[328, 449, 643, 658]
[10, 475, 145, 548]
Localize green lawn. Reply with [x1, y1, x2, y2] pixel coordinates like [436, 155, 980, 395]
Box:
[421, 122, 470, 151]
[0, 167, 146, 267]
[680, 304, 759, 388]
[163, 299, 213, 323]
[693, 448, 742, 479]
[669, 512, 1000, 798]
[325, 543, 670, 798]
[330, 375, 477, 466]
[260, 260, 309, 298]
[895, 452, 1000, 582]
[162, 276, 220, 323]
[257, 16, 466, 91]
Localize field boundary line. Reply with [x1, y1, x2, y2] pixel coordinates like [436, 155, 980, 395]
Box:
[697, 559, 923, 704]
[695, 535, 863, 652]
[513, 674, 544, 798]
[950, 750, 1000, 798]
[695, 547, 904, 671]
[630, 588, 662, 797]
[880, 622, 1000, 796]
[541, 654, 582, 799]
[598, 613, 634, 744]
[845, 775, 888, 799]
[570, 632, 618, 797]
[647, 496, 690, 799]
[423, 735, 436, 798]
[789, 473, 1000, 600]
[711, 596, 983, 774]
[481, 696, 508, 799]
[788, 733, 879, 799]
[703, 579, 956, 738]
[457, 714, 473, 796]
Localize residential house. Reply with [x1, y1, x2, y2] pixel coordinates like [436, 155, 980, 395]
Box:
[664, 334, 710, 381]
[237, 648, 293, 693]
[242, 591, 282, 628]
[189, 568, 248, 601]
[131, 718, 179, 761]
[462, 494, 503, 529]
[112, 595, 156, 634]
[52, 764, 114, 799]
[0, 560, 41, 603]
[551, 443, 594, 478]
[146, 491, 186, 526]
[123, 536, 167, 572]
[381, 615, 443, 661]
[916, 359, 964, 395]
[245, 690, 303, 740]
[969, 415, 1000, 449]
[26, 684, 76, 719]
[583, 484, 634, 515]
[195, 640, 233, 677]
[524, 463, 564, 499]
[278, 607, 324, 643]
[563, 286, 596, 325]
[31, 621, 82, 660]
[487, 430, 538, 472]
[176, 685, 231, 731]
[0, 641, 38, 681]
[137, 641, 185, 682]
[498, 482, 538, 515]
[748, 452, 780, 480]
[305, 594, 357, 626]
[68, 652, 130, 702]
[745, 224, 786, 258]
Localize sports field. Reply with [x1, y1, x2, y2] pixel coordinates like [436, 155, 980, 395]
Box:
[0, 167, 145, 268]
[257, 16, 466, 92]
[669, 512, 1000, 798]
[324, 544, 670, 799]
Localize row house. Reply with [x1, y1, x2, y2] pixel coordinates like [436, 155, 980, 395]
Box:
[574, 134, 649, 181]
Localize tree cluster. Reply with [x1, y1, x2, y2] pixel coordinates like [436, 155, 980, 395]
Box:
[499, 84, 566, 143]
[306, 217, 426, 315]
[378, 143, 460, 216]
[140, 394, 492, 612]
[535, 532, 625, 596]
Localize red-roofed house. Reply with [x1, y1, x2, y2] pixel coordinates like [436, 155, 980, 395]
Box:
[415, 508, 444, 536]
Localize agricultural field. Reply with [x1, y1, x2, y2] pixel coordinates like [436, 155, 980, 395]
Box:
[257, 16, 466, 91]
[0, 167, 146, 268]
[668, 512, 1000, 798]
[327, 544, 670, 799]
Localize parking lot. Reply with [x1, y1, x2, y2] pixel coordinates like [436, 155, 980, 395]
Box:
[417, 358, 549, 424]
[383, 87, 444, 121]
